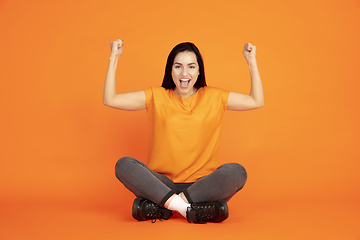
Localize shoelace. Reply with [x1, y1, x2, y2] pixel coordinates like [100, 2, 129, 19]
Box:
[145, 203, 164, 223]
[193, 205, 216, 224]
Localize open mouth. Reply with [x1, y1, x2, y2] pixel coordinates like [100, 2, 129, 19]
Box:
[179, 79, 191, 88]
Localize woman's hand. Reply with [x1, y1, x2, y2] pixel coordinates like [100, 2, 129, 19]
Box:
[242, 43, 256, 62]
[110, 39, 124, 58]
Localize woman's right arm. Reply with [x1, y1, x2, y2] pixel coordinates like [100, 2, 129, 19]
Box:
[103, 39, 146, 111]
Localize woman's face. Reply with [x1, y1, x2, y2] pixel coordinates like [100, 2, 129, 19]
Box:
[171, 51, 199, 98]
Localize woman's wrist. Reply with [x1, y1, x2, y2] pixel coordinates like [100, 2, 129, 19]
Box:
[109, 54, 120, 62]
[246, 57, 257, 65]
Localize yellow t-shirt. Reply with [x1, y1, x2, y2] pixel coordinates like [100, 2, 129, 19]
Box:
[144, 86, 230, 183]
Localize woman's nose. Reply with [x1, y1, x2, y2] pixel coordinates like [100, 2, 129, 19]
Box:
[181, 68, 188, 76]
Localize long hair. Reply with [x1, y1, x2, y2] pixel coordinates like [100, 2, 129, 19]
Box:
[161, 42, 207, 90]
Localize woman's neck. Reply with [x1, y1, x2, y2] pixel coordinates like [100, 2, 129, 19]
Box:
[174, 88, 197, 98]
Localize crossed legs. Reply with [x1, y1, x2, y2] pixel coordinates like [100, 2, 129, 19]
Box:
[115, 156, 247, 220]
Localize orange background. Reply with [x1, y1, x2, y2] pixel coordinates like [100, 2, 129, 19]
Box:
[1, 0, 359, 239]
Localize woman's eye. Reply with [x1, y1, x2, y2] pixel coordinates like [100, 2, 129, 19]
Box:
[174, 65, 181, 69]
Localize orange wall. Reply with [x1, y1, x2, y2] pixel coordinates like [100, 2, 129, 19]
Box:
[1, 0, 359, 206]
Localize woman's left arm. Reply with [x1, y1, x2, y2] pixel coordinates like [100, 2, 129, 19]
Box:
[227, 43, 264, 111]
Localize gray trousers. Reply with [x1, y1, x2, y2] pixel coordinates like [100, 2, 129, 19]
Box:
[115, 156, 247, 207]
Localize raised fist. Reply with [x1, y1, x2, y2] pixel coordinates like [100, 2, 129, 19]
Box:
[110, 39, 124, 58]
[243, 43, 256, 61]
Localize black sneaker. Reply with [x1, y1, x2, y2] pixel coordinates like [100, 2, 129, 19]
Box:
[186, 199, 229, 224]
[132, 198, 173, 223]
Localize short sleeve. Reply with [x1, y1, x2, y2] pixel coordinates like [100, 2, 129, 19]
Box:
[205, 87, 229, 111]
[221, 89, 230, 110]
[143, 87, 153, 110]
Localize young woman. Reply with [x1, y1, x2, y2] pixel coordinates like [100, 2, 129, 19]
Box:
[103, 39, 264, 224]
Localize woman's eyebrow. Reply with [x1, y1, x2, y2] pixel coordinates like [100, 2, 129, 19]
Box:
[173, 62, 197, 65]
